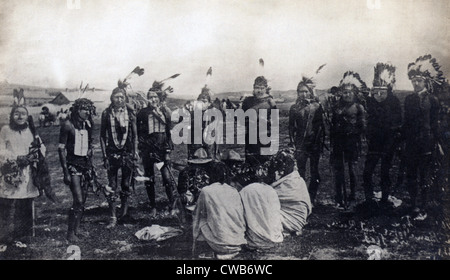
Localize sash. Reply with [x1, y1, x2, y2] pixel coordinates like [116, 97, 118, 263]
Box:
[110, 107, 129, 149]
[148, 108, 166, 134]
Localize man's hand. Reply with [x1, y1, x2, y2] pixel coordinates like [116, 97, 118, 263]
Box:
[103, 158, 110, 171]
[16, 155, 30, 167]
[133, 151, 140, 162]
[63, 170, 71, 185]
[164, 152, 171, 167]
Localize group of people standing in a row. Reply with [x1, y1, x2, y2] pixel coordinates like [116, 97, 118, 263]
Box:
[0, 54, 448, 259]
[291, 54, 447, 223]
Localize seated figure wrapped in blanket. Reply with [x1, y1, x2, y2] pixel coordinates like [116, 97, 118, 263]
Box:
[192, 161, 246, 259]
[266, 150, 312, 236]
[237, 162, 283, 250]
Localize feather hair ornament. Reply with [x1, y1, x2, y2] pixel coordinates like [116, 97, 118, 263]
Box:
[205, 67, 212, 87]
[407, 54, 445, 93]
[259, 58, 264, 68]
[316, 64, 327, 75]
[373, 63, 396, 89]
[13, 88, 25, 107]
[148, 73, 180, 102]
[339, 71, 367, 91]
[117, 66, 146, 91]
[297, 76, 316, 95]
[160, 73, 180, 82]
[298, 63, 326, 95]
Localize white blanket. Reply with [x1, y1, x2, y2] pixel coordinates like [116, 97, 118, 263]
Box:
[271, 171, 312, 233]
[240, 183, 283, 249]
[192, 183, 247, 254]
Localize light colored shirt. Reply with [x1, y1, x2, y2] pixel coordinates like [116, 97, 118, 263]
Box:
[0, 126, 40, 199]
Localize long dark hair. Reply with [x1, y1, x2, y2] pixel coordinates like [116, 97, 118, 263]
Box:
[208, 161, 230, 185]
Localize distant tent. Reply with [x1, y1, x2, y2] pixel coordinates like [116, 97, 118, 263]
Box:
[50, 91, 109, 105]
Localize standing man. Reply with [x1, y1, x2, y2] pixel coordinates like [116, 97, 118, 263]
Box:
[289, 76, 326, 204]
[100, 86, 138, 228]
[185, 85, 218, 160]
[330, 71, 366, 208]
[58, 98, 96, 242]
[242, 76, 277, 165]
[137, 84, 176, 217]
[403, 54, 443, 219]
[362, 63, 402, 211]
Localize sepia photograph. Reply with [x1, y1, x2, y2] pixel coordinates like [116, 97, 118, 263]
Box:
[0, 0, 449, 264]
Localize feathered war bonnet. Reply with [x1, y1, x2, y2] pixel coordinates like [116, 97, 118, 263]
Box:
[339, 71, 368, 93]
[373, 63, 396, 91]
[407, 54, 445, 94]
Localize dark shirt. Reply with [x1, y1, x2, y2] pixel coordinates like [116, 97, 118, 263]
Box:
[331, 101, 366, 137]
[241, 95, 277, 156]
[402, 91, 439, 155]
[289, 99, 325, 152]
[100, 106, 136, 154]
[59, 118, 93, 166]
[136, 105, 173, 153]
[365, 94, 402, 153]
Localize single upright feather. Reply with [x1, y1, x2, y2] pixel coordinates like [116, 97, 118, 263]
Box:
[316, 64, 326, 74]
[160, 73, 181, 82]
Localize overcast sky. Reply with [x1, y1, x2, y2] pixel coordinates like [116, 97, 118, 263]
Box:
[0, 0, 449, 99]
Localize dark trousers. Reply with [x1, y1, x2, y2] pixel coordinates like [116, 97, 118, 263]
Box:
[296, 150, 321, 203]
[141, 153, 175, 209]
[332, 152, 357, 205]
[363, 151, 395, 202]
[0, 198, 34, 243]
[106, 158, 132, 202]
[405, 154, 432, 210]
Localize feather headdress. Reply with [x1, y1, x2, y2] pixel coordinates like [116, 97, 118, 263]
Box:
[407, 54, 445, 92]
[339, 71, 367, 92]
[13, 88, 25, 107]
[148, 73, 180, 102]
[373, 63, 396, 89]
[259, 58, 264, 68]
[205, 66, 213, 88]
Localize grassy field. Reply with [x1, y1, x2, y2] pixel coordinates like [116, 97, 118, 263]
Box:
[0, 97, 449, 261]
